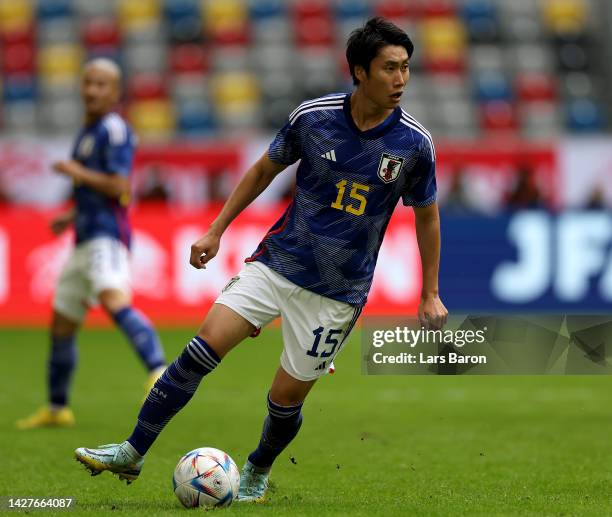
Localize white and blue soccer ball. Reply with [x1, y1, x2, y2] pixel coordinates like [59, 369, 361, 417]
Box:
[172, 447, 240, 509]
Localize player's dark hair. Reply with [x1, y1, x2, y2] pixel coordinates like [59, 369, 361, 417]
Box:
[346, 17, 414, 86]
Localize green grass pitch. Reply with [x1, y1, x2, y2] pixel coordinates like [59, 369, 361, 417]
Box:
[1, 326, 612, 516]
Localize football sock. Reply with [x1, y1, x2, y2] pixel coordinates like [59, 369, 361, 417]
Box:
[113, 306, 166, 371]
[48, 335, 78, 407]
[248, 394, 303, 469]
[127, 336, 220, 456]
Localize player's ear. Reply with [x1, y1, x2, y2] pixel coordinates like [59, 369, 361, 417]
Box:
[354, 64, 367, 83]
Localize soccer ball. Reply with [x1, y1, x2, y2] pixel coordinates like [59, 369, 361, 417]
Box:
[172, 447, 240, 509]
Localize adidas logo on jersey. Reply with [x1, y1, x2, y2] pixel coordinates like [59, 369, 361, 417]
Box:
[321, 150, 337, 162]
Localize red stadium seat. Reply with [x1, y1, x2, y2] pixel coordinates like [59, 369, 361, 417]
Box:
[294, 16, 335, 47]
[0, 25, 35, 46]
[169, 44, 208, 74]
[1, 43, 35, 75]
[82, 18, 121, 48]
[480, 100, 519, 131]
[293, 0, 331, 20]
[515, 72, 557, 102]
[375, 0, 421, 19]
[128, 73, 168, 101]
[423, 0, 457, 17]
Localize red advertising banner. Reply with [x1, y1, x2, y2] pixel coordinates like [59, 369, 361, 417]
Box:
[0, 204, 421, 326]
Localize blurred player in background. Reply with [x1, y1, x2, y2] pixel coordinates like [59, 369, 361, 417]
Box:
[75, 18, 447, 500]
[17, 59, 167, 430]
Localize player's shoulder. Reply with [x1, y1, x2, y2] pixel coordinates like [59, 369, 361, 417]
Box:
[100, 112, 133, 145]
[288, 92, 348, 126]
[398, 108, 434, 143]
[399, 108, 436, 158]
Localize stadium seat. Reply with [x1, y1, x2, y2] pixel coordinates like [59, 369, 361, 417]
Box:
[293, 0, 331, 19]
[421, 17, 467, 73]
[38, 44, 83, 85]
[118, 0, 161, 32]
[249, 0, 285, 20]
[128, 99, 176, 139]
[521, 101, 560, 139]
[36, 0, 72, 20]
[163, 0, 199, 23]
[474, 72, 512, 103]
[542, 0, 588, 35]
[566, 97, 603, 132]
[375, 0, 420, 19]
[462, 0, 500, 44]
[0, 0, 33, 31]
[480, 100, 518, 132]
[294, 16, 335, 47]
[203, 0, 250, 45]
[423, 0, 457, 18]
[128, 73, 168, 101]
[169, 44, 208, 75]
[168, 17, 203, 45]
[334, 0, 371, 20]
[176, 100, 217, 136]
[2, 75, 36, 102]
[2, 100, 36, 132]
[516, 72, 557, 102]
[82, 18, 121, 49]
[1, 43, 35, 75]
[124, 41, 167, 75]
[211, 71, 261, 129]
[171, 74, 209, 105]
[38, 18, 78, 45]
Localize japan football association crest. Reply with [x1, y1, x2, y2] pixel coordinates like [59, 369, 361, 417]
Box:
[377, 153, 404, 183]
[77, 135, 95, 158]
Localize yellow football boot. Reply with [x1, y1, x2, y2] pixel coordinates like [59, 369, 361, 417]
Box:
[16, 406, 75, 430]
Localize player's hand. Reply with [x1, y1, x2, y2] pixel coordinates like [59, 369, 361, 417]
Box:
[53, 160, 83, 180]
[190, 231, 221, 269]
[418, 294, 448, 330]
[49, 212, 73, 235]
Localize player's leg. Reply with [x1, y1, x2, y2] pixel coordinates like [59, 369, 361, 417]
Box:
[98, 287, 166, 391]
[91, 237, 167, 386]
[74, 304, 257, 483]
[16, 249, 87, 429]
[238, 368, 315, 502]
[238, 268, 362, 501]
[75, 262, 280, 482]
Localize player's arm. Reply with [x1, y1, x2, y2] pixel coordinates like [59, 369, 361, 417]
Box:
[413, 201, 448, 329]
[189, 153, 287, 269]
[53, 160, 129, 200]
[50, 206, 76, 235]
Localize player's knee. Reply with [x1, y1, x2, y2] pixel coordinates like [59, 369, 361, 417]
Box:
[51, 312, 78, 338]
[98, 288, 130, 314]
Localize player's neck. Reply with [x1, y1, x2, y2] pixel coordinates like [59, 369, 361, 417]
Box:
[350, 90, 394, 132]
[84, 110, 110, 126]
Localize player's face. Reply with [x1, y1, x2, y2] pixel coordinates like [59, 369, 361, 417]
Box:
[358, 45, 409, 110]
[81, 66, 119, 118]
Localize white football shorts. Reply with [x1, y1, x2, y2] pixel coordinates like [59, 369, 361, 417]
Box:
[215, 261, 362, 381]
[53, 236, 131, 323]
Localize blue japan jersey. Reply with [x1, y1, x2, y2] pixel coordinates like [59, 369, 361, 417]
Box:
[71, 113, 135, 247]
[246, 93, 437, 305]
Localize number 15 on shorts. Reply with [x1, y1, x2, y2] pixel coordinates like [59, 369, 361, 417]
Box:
[306, 327, 343, 358]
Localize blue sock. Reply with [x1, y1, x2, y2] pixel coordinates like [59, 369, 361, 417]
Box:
[113, 307, 166, 371]
[248, 394, 303, 469]
[127, 336, 220, 455]
[48, 335, 78, 407]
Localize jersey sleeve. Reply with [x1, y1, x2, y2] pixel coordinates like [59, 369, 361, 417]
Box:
[402, 137, 437, 207]
[103, 123, 135, 177]
[267, 116, 303, 165]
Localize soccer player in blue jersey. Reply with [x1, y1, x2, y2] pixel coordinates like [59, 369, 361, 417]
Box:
[75, 18, 448, 500]
[17, 59, 166, 430]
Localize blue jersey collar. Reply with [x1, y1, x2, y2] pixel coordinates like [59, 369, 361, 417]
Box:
[343, 93, 401, 139]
